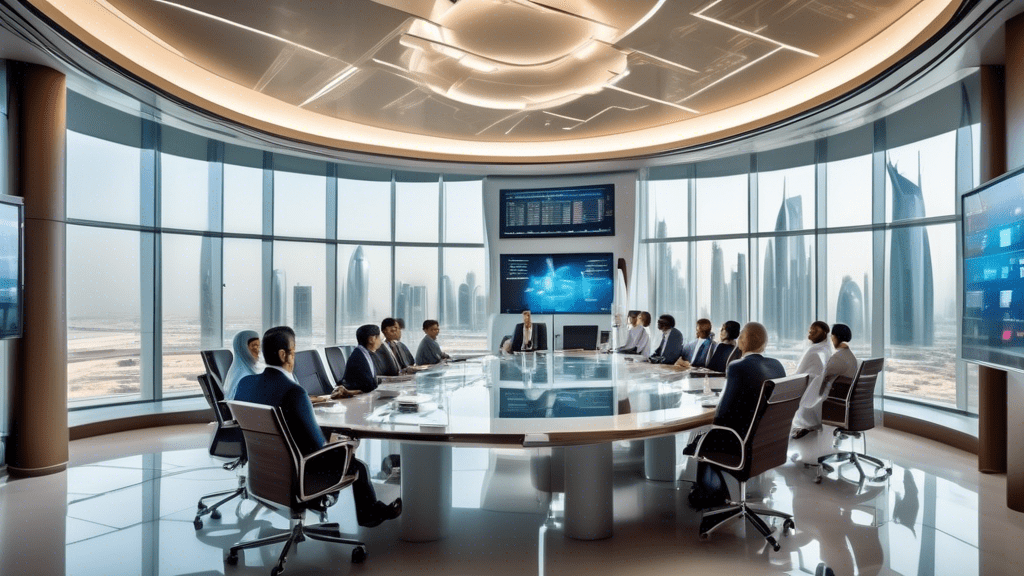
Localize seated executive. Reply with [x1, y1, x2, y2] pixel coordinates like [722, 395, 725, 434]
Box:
[375, 317, 417, 376]
[234, 326, 401, 527]
[616, 310, 652, 357]
[683, 322, 786, 509]
[676, 318, 715, 369]
[343, 324, 384, 392]
[511, 310, 548, 352]
[416, 319, 450, 365]
[792, 323, 859, 438]
[790, 321, 833, 439]
[222, 329, 261, 401]
[705, 320, 741, 373]
[649, 314, 684, 364]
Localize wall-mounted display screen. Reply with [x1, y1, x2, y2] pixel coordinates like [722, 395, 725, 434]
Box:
[500, 253, 613, 314]
[962, 166, 1024, 371]
[0, 197, 24, 340]
[499, 184, 614, 238]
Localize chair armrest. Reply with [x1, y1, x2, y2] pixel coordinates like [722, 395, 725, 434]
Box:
[693, 425, 745, 471]
[296, 439, 360, 502]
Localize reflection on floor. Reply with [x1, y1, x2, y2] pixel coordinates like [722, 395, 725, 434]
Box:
[1, 424, 1022, 576]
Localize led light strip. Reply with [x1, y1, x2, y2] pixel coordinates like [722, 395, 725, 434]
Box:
[692, 0, 818, 58]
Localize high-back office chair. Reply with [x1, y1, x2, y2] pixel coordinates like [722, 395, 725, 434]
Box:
[293, 350, 334, 396]
[339, 345, 356, 363]
[323, 346, 347, 386]
[815, 357, 892, 485]
[194, 374, 248, 530]
[201, 349, 234, 389]
[562, 325, 599, 350]
[225, 401, 367, 573]
[691, 373, 809, 551]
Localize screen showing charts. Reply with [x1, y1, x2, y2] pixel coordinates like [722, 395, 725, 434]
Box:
[962, 166, 1024, 370]
[501, 253, 614, 314]
[499, 184, 614, 238]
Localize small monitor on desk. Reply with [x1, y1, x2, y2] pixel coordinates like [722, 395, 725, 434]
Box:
[563, 325, 599, 350]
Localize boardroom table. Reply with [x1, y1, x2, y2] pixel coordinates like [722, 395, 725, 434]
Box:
[315, 351, 725, 541]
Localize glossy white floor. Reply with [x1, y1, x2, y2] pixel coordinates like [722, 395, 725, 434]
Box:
[1, 424, 1021, 576]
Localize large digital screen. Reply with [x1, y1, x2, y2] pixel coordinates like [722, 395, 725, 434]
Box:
[962, 166, 1024, 371]
[0, 197, 23, 340]
[500, 253, 614, 314]
[499, 184, 614, 238]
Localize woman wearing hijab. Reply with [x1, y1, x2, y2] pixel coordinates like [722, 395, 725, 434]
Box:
[223, 330, 262, 400]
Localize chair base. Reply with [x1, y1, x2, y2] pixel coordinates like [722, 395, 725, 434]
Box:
[698, 497, 795, 551]
[227, 517, 367, 575]
[195, 473, 248, 530]
[815, 451, 892, 485]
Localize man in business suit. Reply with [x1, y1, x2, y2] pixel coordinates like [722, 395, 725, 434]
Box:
[510, 310, 548, 352]
[375, 317, 416, 376]
[676, 318, 715, 368]
[343, 324, 384, 392]
[234, 326, 401, 527]
[649, 314, 684, 364]
[416, 319, 450, 365]
[683, 321, 786, 509]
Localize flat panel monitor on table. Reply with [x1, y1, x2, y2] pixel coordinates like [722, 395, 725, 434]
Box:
[962, 165, 1024, 371]
[499, 184, 614, 238]
[500, 253, 614, 314]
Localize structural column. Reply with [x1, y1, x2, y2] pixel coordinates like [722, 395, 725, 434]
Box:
[6, 63, 68, 476]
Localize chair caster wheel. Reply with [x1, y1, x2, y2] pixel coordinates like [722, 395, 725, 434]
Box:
[783, 519, 795, 534]
[767, 537, 780, 552]
[352, 546, 367, 563]
[814, 476, 822, 484]
[193, 518, 203, 530]
[698, 532, 710, 541]
[225, 552, 238, 565]
[197, 503, 207, 513]
[211, 509, 222, 520]
[271, 566, 284, 576]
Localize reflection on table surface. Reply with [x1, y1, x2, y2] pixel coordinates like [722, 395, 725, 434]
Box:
[316, 351, 720, 446]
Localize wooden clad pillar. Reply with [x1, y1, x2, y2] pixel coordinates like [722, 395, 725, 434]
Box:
[6, 62, 68, 477]
[1007, 13, 1024, 171]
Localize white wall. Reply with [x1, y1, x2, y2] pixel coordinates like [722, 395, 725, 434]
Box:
[483, 172, 637, 349]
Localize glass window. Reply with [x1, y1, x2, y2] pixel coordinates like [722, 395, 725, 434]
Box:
[66, 131, 140, 225]
[273, 241, 328, 348]
[67, 226, 142, 405]
[224, 163, 263, 235]
[886, 131, 956, 222]
[695, 175, 747, 236]
[757, 235, 815, 372]
[825, 232, 873, 356]
[338, 177, 391, 241]
[161, 153, 210, 231]
[395, 247, 439, 335]
[758, 165, 815, 232]
[443, 180, 484, 244]
[649, 241, 690, 333]
[884, 223, 957, 406]
[274, 171, 326, 238]
[337, 244, 391, 344]
[695, 238, 747, 329]
[161, 234, 207, 397]
[396, 181, 439, 243]
[223, 239, 263, 344]
[827, 154, 872, 228]
[647, 179, 688, 239]
[441, 247, 487, 353]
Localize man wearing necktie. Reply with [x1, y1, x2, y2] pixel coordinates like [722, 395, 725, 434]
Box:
[375, 317, 417, 375]
[649, 314, 684, 364]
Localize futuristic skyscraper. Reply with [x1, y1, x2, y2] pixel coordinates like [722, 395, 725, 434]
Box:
[887, 161, 934, 345]
[836, 275, 865, 338]
[272, 269, 287, 326]
[763, 193, 811, 341]
[199, 236, 219, 349]
[293, 285, 312, 338]
[345, 246, 370, 322]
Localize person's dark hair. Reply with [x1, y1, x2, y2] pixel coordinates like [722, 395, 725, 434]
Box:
[696, 318, 712, 337]
[811, 320, 830, 334]
[423, 319, 439, 330]
[658, 314, 676, 329]
[356, 324, 381, 347]
[722, 321, 741, 341]
[247, 337, 260, 346]
[639, 311, 652, 327]
[627, 310, 640, 319]
[262, 326, 295, 367]
[381, 317, 399, 332]
[831, 323, 852, 344]
[396, 318, 405, 330]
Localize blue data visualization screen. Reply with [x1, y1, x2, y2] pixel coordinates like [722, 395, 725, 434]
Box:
[500, 253, 614, 314]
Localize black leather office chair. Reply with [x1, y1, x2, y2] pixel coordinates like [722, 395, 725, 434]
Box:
[691, 373, 809, 551]
[225, 400, 366, 574]
[194, 374, 247, 530]
[201, 349, 234, 389]
[293, 350, 334, 396]
[339, 345, 356, 363]
[323, 346, 347, 386]
[816, 357, 892, 485]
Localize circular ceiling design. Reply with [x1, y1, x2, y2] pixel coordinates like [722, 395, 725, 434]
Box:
[31, 0, 960, 162]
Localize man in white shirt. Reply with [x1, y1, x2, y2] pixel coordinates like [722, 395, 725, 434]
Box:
[791, 321, 833, 438]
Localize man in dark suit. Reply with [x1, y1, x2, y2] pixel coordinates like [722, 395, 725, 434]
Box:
[677, 318, 714, 368]
[684, 321, 786, 509]
[510, 310, 548, 352]
[649, 314, 684, 364]
[234, 326, 400, 527]
[375, 317, 416, 375]
[343, 324, 384, 392]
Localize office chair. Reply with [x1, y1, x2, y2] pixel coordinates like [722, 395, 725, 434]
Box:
[691, 373, 809, 551]
[339, 345, 356, 363]
[201, 349, 234, 388]
[815, 357, 892, 485]
[225, 400, 367, 574]
[194, 374, 247, 530]
[323, 346, 347, 386]
[293, 350, 334, 396]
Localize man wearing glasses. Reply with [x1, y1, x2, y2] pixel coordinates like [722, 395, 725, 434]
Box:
[234, 326, 401, 527]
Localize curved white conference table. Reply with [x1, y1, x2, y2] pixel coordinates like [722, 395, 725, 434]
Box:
[315, 351, 724, 541]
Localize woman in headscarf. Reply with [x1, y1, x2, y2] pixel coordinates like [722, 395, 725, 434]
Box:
[222, 330, 262, 400]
